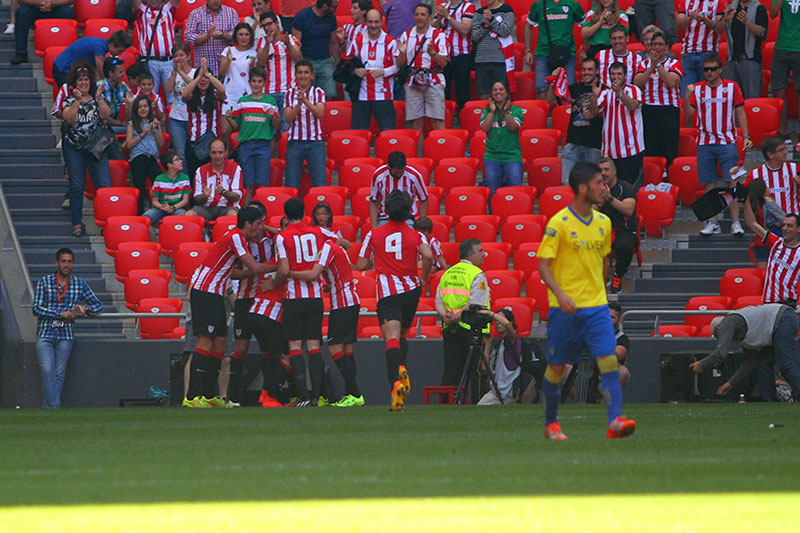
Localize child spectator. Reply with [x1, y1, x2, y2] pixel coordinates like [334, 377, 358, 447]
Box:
[143, 150, 192, 225]
[125, 95, 165, 214]
[165, 43, 197, 170]
[415, 216, 447, 270]
[125, 72, 165, 121]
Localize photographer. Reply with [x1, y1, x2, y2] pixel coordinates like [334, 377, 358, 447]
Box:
[476, 308, 521, 405]
[435, 239, 491, 392]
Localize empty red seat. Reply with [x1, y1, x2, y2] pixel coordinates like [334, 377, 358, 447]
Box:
[339, 161, 376, 197]
[494, 297, 535, 337]
[43, 46, 68, 85]
[744, 98, 782, 147]
[434, 163, 476, 192]
[733, 294, 763, 309]
[253, 190, 294, 218]
[124, 269, 171, 311]
[74, 0, 116, 27]
[321, 101, 352, 139]
[501, 220, 543, 252]
[445, 191, 487, 217]
[423, 132, 467, 165]
[637, 189, 677, 237]
[407, 157, 435, 180]
[525, 271, 549, 320]
[94, 187, 139, 227]
[538, 186, 574, 220]
[173, 242, 213, 284]
[350, 188, 371, 221]
[460, 214, 500, 232]
[440, 242, 460, 266]
[454, 220, 497, 242]
[484, 271, 522, 299]
[720, 274, 763, 305]
[724, 267, 765, 284]
[34, 19, 78, 58]
[375, 132, 417, 161]
[513, 242, 542, 279]
[654, 325, 697, 337]
[175, 0, 206, 28]
[304, 186, 348, 215]
[223, 0, 254, 19]
[83, 18, 128, 39]
[513, 100, 548, 131]
[211, 215, 238, 242]
[521, 130, 559, 163]
[482, 242, 511, 270]
[668, 157, 704, 207]
[85, 160, 129, 200]
[138, 297, 184, 339]
[327, 134, 370, 170]
[331, 215, 360, 241]
[491, 188, 535, 222]
[114, 241, 161, 282]
[551, 105, 571, 145]
[684, 297, 728, 330]
[527, 157, 562, 193]
[158, 215, 205, 256]
[104, 216, 150, 256]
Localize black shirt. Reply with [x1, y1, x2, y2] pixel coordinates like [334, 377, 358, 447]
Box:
[563, 82, 603, 149]
[598, 179, 637, 232]
[616, 330, 630, 365]
[731, 3, 768, 63]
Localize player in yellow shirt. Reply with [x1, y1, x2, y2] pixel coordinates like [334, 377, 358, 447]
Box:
[538, 162, 636, 440]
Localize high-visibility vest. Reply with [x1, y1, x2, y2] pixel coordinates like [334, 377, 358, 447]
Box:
[439, 260, 490, 332]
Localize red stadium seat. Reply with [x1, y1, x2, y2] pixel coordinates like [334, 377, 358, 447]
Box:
[494, 297, 535, 337]
[407, 157, 435, 181]
[454, 220, 497, 242]
[434, 163, 476, 192]
[356, 298, 379, 338]
[513, 242, 542, 280]
[482, 242, 511, 270]
[253, 190, 294, 218]
[720, 274, 763, 306]
[330, 215, 359, 241]
[351, 188, 371, 221]
[327, 134, 370, 170]
[138, 297, 184, 339]
[94, 187, 139, 228]
[375, 133, 417, 161]
[211, 215, 238, 242]
[684, 297, 728, 331]
[85, 159, 129, 200]
[339, 161, 376, 197]
[637, 189, 677, 237]
[484, 271, 522, 299]
[538, 186, 574, 220]
[84, 18, 128, 39]
[527, 157, 562, 193]
[424, 186, 443, 215]
[507, 213, 547, 227]
[520, 130, 559, 163]
[329, 129, 372, 144]
[104, 216, 150, 256]
[501, 221, 543, 252]
[458, 101, 487, 133]
[345, 241, 363, 265]
[173, 242, 213, 284]
[305, 186, 348, 216]
[322, 101, 352, 139]
[445, 191, 487, 217]
[733, 295, 763, 309]
[175, 0, 206, 28]
[512, 71, 537, 100]
[124, 269, 171, 311]
[450, 186, 489, 202]
[423, 132, 467, 165]
[352, 273, 376, 298]
[551, 105, 571, 146]
[440, 242, 460, 267]
[724, 267, 766, 284]
[667, 157, 704, 206]
[34, 19, 77, 58]
[114, 241, 161, 282]
[422, 100, 456, 135]
[468, 131, 486, 165]
[74, 0, 116, 27]
[491, 188, 535, 222]
[223, 0, 255, 19]
[744, 99, 782, 147]
[525, 271, 549, 320]
[158, 215, 205, 257]
[513, 100, 548, 131]
[654, 325, 697, 338]
[344, 156, 385, 169]
[460, 214, 500, 232]
[43, 46, 68, 85]
[678, 128, 698, 157]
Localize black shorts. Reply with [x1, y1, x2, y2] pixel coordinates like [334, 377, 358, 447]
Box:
[282, 298, 324, 341]
[190, 289, 227, 337]
[233, 298, 256, 340]
[377, 287, 421, 331]
[327, 304, 359, 345]
[251, 314, 288, 356]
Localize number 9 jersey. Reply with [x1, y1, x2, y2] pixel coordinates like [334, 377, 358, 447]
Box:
[359, 221, 428, 300]
[275, 222, 328, 299]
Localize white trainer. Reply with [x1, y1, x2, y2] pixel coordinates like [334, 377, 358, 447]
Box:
[731, 220, 744, 235]
[700, 220, 721, 235]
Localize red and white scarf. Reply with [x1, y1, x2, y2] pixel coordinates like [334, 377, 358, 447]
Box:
[489, 30, 517, 93]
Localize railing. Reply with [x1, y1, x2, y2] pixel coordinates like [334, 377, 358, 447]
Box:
[0, 180, 35, 307]
[620, 308, 782, 337]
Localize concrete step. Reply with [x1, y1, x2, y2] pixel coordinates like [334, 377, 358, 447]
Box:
[0, 150, 63, 164]
[0, 132, 56, 147]
[10, 207, 76, 220]
[0, 164, 65, 179]
[14, 220, 90, 236]
[24, 248, 97, 265]
[633, 277, 720, 293]
[0, 64, 35, 76]
[0, 91, 43, 103]
[5, 192, 69, 209]
[0, 120, 61, 133]
[649, 262, 754, 278]
[686, 234, 752, 249]
[671, 247, 751, 263]
[18, 235, 99, 248]
[0, 106, 47, 120]
[0, 77, 39, 92]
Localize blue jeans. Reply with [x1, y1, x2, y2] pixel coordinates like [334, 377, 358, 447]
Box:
[484, 159, 523, 195]
[238, 139, 272, 188]
[143, 207, 187, 225]
[269, 92, 289, 133]
[535, 55, 576, 90]
[697, 143, 738, 185]
[36, 337, 75, 408]
[681, 51, 713, 98]
[148, 59, 175, 105]
[561, 143, 602, 185]
[310, 57, 336, 99]
[63, 138, 111, 227]
[285, 140, 326, 189]
[15, 4, 74, 56]
[168, 118, 189, 170]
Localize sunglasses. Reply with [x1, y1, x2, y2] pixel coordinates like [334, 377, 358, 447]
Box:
[703, 66, 720, 72]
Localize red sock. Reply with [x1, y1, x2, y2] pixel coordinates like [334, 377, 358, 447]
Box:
[289, 349, 303, 359]
[386, 338, 400, 351]
[232, 351, 247, 361]
[210, 350, 224, 360]
[346, 350, 354, 357]
[194, 347, 211, 357]
[281, 361, 291, 372]
[331, 350, 345, 361]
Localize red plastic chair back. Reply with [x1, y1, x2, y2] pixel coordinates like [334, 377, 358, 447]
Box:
[521, 130, 559, 163]
[124, 269, 171, 311]
[104, 216, 150, 256]
[484, 271, 522, 299]
[115, 241, 161, 282]
[525, 271, 549, 320]
[158, 215, 205, 256]
[173, 242, 214, 284]
[434, 163, 476, 192]
[636, 189, 677, 237]
[454, 220, 497, 242]
[491, 188, 535, 222]
[94, 187, 139, 227]
[513, 242, 542, 279]
[375, 133, 417, 161]
[327, 135, 370, 170]
[138, 297, 183, 339]
[84, 18, 129, 39]
[34, 20, 78, 57]
[501, 221, 543, 252]
[74, 0, 117, 27]
[538, 186, 574, 220]
[445, 191, 487, 217]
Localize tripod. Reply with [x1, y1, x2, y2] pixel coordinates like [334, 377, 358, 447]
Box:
[454, 327, 504, 405]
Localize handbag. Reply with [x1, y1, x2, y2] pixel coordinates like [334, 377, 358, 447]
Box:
[396, 36, 427, 85]
[542, 0, 571, 70]
[81, 120, 115, 160]
[190, 129, 215, 161]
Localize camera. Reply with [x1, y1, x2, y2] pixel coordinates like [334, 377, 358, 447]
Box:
[460, 304, 492, 330]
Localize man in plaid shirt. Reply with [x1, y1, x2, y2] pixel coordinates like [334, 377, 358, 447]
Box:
[32, 248, 103, 408]
[183, 0, 239, 76]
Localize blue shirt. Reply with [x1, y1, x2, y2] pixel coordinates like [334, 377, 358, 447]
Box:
[54, 37, 109, 72]
[383, 0, 417, 39]
[292, 7, 336, 60]
[33, 273, 103, 340]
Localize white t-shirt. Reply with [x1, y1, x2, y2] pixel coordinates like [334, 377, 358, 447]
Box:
[221, 45, 258, 112]
[169, 67, 196, 122]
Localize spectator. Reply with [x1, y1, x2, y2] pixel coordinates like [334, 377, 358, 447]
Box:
[280, 0, 314, 32]
[312, 201, 339, 235]
[596, 24, 640, 87]
[246, 0, 278, 40]
[638, 23, 677, 60]
[381, 0, 418, 38]
[11, 0, 74, 65]
[124, 71, 165, 122]
[687, 53, 752, 235]
[608, 302, 630, 388]
[480, 80, 524, 195]
[337, 0, 370, 57]
[187, 137, 243, 222]
[133, 0, 179, 103]
[32, 248, 103, 408]
[4, 0, 17, 35]
[747, 213, 800, 306]
[369, 150, 429, 227]
[676, 0, 727, 97]
[100, 57, 130, 134]
[590, 62, 645, 186]
[349, 9, 400, 132]
[581, 0, 630, 60]
[224, 66, 281, 203]
[414, 216, 448, 270]
[292, 0, 340, 99]
[524, 0, 585, 99]
[284, 59, 327, 189]
[552, 59, 604, 184]
[125, 94, 165, 214]
[397, 3, 449, 133]
[184, 0, 239, 76]
[143, 150, 191, 225]
[256, 11, 303, 133]
[435, 0, 474, 111]
[165, 42, 196, 170]
[745, 179, 787, 268]
[721, 0, 768, 99]
[633, 30, 683, 168]
[476, 308, 521, 405]
[51, 31, 132, 86]
[471, 0, 515, 100]
[769, 0, 800, 139]
[634, 0, 677, 46]
[219, 22, 258, 113]
[182, 57, 227, 177]
[597, 158, 637, 294]
[60, 61, 113, 237]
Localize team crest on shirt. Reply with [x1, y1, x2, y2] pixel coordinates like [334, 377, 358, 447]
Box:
[599, 227, 605, 236]
[545, 227, 556, 237]
[480, 280, 486, 291]
[570, 231, 578, 239]
[208, 325, 215, 333]
[235, 329, 242, 336]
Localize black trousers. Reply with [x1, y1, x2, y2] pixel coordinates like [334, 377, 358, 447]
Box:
[613, 152, 644, 188]
[352, 100, 395, 131]
[444, 54, 472, 111]
[642, 104, 680, 167]
[441, 325, 481, 402]
[130, 154, 161, 214]
[612, 229, 638, 278]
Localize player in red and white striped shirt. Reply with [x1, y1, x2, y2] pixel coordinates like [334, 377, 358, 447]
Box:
[595, 24, 640, 87]
[187, 138, 243, 222]
[676, 0, 727, 95]
[745, 137, 800, 217]
[414, 216, 448, 271]
[284, 60, 327, 190]
[369, 151, 429, 227]
[256, 12, 302, 131]
[271, 198, 329, 406]
[747, 213, 800, 305]
[591, 62, 644, 185]
[358, 190, 434, 389]
[185, 206, 273, 408]
[133, 0, 178, 102]
[687, 53, 752, 235]
[435, 0, 474, 110]
[348, 10, 400, 132]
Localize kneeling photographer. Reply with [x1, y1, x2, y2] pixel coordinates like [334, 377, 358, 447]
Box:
[475, 308, 521, 405]
[435, 239, 491, 401]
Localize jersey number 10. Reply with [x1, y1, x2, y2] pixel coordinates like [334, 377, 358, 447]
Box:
[293, 234, 319, 263]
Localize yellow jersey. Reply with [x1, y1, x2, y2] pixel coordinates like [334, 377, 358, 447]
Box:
[538, 205, 612, 309]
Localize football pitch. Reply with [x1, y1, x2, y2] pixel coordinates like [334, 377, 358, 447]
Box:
[1, 403, 798, 532]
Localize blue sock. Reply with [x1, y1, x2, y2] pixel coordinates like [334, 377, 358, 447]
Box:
[542, 378, 560, 425]
[601, 371, 623, 424]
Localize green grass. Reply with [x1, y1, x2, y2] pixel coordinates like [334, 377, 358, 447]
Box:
[1, 403, 798, 530]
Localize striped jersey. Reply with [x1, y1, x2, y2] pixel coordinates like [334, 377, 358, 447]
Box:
[193, 160, 243, 208]
[256, 34, 301, 93]
[369, 165, 429, 219]
[275, 223, 327, 299]
[348, 31, 399, 101]
[596, 84, 645, 159]
[187, 95, 223, 141]
[132, 88, 165, 114]
[151, 172, 191, 207]
[134, 3, 176, 59]
[359, 222, 428, 299]
[399, 25, 448, 86]
[429, 235, 445, 270]
[343, 22, 367, 53]
[285, 84, 325, 141]
[441, 0, 476, 56]
[680, 0, 727, 54]
[191, 227, 250, 295]
[763, 232, 800, 303]
[250, 265, 285, 321]
[636, 58, 683, 107]
[318, 241, 360, 310]
[595, 49, 640, 86]
[689, 80, 744, 145]
[746, 163, 800, 216]
[232, 93, 279, 142]
[51, 83, 69, 117]
[236, 235, 274, 299]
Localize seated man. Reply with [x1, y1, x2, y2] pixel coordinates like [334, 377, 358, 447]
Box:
[186, 138, 243, 223]
[12, 0, 75, 65]
[597, 157, 637, 294]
